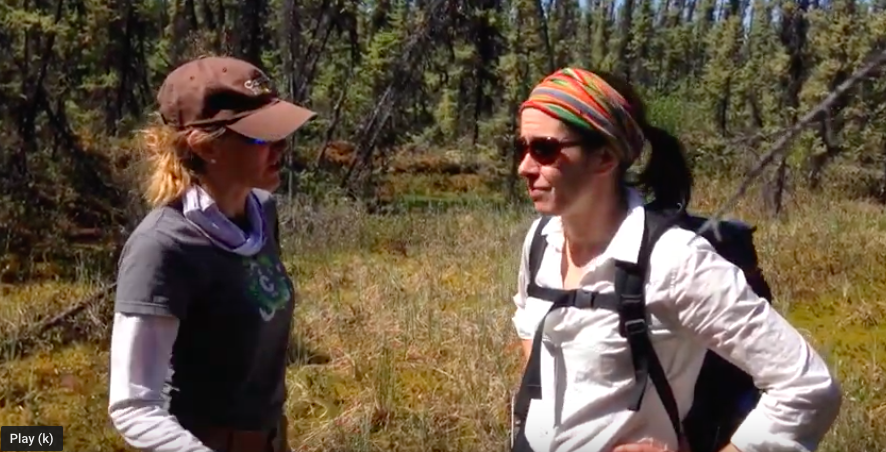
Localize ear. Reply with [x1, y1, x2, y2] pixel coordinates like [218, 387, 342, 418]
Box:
[589, 147, 620, 175]
[186, 131, 222, 163]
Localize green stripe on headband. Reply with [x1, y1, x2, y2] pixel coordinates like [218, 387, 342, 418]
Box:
[544, 104, 596, 135]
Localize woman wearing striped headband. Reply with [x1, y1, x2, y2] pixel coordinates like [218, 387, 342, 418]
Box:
[508, 69, 840, 452]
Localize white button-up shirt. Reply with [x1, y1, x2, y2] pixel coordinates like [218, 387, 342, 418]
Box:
[511, 189, 842, 452]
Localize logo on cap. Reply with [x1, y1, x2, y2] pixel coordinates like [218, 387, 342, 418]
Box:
[244, 75, 273, 96]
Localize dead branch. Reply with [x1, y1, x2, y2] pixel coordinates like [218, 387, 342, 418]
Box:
[315, 63, 356, 168]
[339, 0, 454, 191]
[36, 284, 115, 335]
[698, 46, 886, 238]
[0, 283, 115, 363]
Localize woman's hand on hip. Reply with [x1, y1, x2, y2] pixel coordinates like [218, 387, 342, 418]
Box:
[612, 439, 739, 452]
[612, 437, 685, 452]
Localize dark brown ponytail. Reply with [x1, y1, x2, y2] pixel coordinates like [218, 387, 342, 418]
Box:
[592, 72, 694, 209]
[636, 124, 693, 209]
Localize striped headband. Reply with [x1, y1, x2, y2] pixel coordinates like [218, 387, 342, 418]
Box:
[520, 68, 645, 165]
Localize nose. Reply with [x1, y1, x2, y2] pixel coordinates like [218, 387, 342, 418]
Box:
[517, 150, 538, 179]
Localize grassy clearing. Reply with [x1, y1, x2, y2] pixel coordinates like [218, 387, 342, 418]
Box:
[1, 175, 885, 451]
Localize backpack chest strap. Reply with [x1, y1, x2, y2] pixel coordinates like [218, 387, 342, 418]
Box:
[526, 284, 619, 311]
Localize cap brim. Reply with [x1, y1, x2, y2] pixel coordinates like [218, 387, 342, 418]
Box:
[226, 100, 317, 142]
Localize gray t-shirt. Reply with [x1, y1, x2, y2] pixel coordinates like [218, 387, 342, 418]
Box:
[113, 189, 295, 430]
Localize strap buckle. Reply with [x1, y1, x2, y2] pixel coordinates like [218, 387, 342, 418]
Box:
[618, 292, 646, 338]
[570, 289, 596, 309]
[622, 318, 647, 336]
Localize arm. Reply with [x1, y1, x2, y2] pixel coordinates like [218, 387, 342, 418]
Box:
[108, 231, 213, 451]
[665, 236, 842, 452]
[512, 220, 540, 367]
[109, 312, 215, 452]
[521, 340, 533, 368]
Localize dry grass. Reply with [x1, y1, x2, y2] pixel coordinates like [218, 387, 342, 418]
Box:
[1, 175, 885, 451]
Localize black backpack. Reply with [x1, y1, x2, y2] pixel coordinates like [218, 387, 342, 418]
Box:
[510, 205, 773, 452]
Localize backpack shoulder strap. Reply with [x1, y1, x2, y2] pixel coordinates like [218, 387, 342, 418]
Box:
[615, 205, 687, 443]
[527, 216, 552, 285]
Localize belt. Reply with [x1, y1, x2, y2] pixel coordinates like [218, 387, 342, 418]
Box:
[188, 416, 289, 452]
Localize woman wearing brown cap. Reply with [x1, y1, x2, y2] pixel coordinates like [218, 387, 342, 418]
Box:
[107, 56, 316, 452]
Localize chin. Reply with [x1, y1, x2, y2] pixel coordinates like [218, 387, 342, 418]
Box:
[533, 203, 560, 216]
[255, 176, 281, 192]
[530, 196, 560, 216]
[530, 189, 577, 217]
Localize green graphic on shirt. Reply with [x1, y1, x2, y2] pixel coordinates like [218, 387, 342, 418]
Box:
[243, 254, 291, 321]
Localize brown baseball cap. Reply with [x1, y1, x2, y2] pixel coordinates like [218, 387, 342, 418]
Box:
[157, 56, 316, 141]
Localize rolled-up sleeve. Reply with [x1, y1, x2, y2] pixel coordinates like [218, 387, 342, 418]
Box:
[665, 235, 842, 452]
[512, 293, 536, 340]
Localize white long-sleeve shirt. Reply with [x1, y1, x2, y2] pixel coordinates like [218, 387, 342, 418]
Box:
[108, 312, 215, 452]
[512, 190, 842, 452]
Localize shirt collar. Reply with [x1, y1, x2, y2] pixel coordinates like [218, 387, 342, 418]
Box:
[540, 187, 647, 265]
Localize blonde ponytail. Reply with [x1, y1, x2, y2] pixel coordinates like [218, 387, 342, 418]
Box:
[135, 116, 224, 207]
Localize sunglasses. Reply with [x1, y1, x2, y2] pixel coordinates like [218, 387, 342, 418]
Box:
[514, 136, 582, 165]
[515, 132, 611, 165]
[247, 137, 272, 146]
[232, 132, 283, 147]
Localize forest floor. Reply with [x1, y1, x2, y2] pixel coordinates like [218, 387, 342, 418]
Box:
[1, 174, 885, 451]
